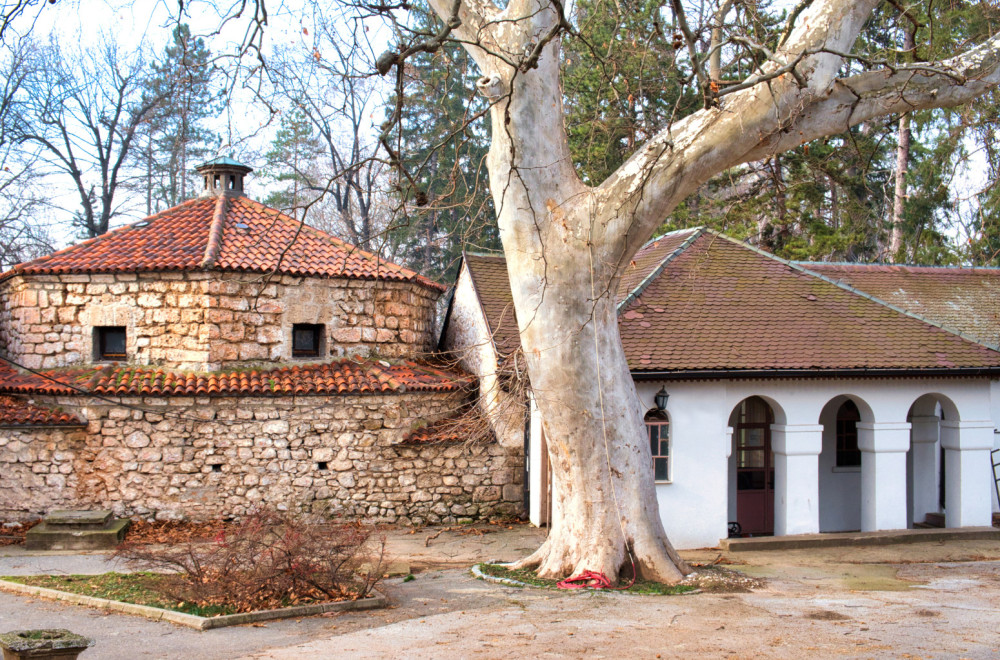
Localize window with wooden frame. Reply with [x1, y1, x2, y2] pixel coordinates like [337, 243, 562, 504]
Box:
[645, 410, 670, 482]
[94, 326, 127, 361]
[835, 399, 861, 467]
[292, 324, 323, 358]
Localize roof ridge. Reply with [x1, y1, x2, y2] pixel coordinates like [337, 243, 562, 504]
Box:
[201, 194, 229, 269]
[617, 227, 705, 312]
[795, 260, 1000, 273]
[464, 250, 506, 258]
[705, 230, 1000, 353]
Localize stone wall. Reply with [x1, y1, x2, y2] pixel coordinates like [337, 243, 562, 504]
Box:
[0, 272, 439, 371]
[0, 392, 524, 524]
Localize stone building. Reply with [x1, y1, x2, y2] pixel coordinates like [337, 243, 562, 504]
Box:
[0, 159, 524, 523]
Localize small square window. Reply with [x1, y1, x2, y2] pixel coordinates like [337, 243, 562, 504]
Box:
[95, 327, 127, 361]
[292, 324, 323, 358]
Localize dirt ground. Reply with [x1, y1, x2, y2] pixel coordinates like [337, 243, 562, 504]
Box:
[2, 526, 1000, 659]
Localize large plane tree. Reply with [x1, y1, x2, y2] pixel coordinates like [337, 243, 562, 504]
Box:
[384, 0, 1000, 583]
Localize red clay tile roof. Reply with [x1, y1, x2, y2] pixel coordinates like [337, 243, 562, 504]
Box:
[0, 359, 468, 397]
[402, 417, 473, 445]
[2, 195, 445, 291]
[460, 229, 1000, 375]
[797, 262, 1000, 349]
[0, 396, 85, 428]
[464, 253, 521, 358]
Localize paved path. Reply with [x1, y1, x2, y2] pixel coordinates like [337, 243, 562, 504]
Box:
[1, 527, 999, 659]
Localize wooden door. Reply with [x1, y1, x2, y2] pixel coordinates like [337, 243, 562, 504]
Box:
[735, 397, 774, 535]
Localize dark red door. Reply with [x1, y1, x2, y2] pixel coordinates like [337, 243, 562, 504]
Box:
[735, 397, 774, 535]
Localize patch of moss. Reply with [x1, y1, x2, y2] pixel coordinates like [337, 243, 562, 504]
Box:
[476, 563, 698, 595]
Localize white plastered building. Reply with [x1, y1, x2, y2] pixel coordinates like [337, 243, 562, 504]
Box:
[442, 228, 1000, 549]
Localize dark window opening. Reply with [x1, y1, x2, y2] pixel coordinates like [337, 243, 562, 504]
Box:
[211, 464, 223, 473]
[292, 324, 323, 358]
[317, 461, 329, 471]
[836, 399, 861, 467]
[645, 409, 670, 482]
[95, 326, 127, 361]
[735, 396, 775, 491]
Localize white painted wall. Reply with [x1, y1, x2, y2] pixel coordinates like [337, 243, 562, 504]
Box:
[440, 261, 526, 451]
[621, 377, 993, 549]
[817, 400, 861, 532]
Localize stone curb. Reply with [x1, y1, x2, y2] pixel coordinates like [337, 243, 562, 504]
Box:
[0, 579, 386, 630]
[720, 526, 1000, 552]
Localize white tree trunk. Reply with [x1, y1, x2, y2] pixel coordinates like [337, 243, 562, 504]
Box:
[423, 0, 1000, 583]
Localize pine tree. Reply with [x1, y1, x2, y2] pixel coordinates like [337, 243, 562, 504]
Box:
[140, 24, 219, 212]
[262, 109, 324, 220]
[385, 1, 498, 280]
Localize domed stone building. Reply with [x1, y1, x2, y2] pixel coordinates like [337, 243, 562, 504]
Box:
[0, 159, 524, 523]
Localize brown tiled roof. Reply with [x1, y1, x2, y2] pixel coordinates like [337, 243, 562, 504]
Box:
[0, 396, 85, 428]
[0, 360, 468, 397]
[1, 195, 444, 291]
[464, 253, 521, 358]
[621, 232, 1000, 373]
[459, 229, 1000, 376]
[616, 229, 701, 304]
[797, 262, 1000, 349]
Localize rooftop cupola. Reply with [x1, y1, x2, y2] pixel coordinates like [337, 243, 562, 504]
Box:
[196, 156, 253, 197]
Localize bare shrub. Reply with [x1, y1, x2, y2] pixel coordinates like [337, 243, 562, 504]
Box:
[114, 508, 385, 612]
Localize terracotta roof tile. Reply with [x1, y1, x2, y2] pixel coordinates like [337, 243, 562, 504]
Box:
[460, 230, 1000, 375]
[2, 195, 445, 291]
[0, 396, 85, 428]
[402, 416, 475, 445]
[798, 262, 1000, 348]
[617, 229, 701, 302]
[0, 359, 468, 397]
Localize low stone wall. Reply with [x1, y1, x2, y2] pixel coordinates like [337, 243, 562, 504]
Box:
[0, 272, 439, 371]
[0, 392, 524, 524]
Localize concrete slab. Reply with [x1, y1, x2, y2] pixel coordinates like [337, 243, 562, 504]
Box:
[25, 519, 130, 552]
[43, 510, 113, 528]
[720, 526, 1000, 551]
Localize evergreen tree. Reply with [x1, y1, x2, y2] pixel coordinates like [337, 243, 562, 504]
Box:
[262, 108, 324, 220]
[385, 1, 498, 280]
[140, 24, 219, 212]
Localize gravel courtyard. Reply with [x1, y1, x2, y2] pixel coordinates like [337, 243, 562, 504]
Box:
[1, 526, 999, 659]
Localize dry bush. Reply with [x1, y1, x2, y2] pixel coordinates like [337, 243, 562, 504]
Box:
[114, 508, 385, 612]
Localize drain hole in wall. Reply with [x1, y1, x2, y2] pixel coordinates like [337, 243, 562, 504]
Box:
[211, 464, 222, 473]
[316, 461, 329, 471]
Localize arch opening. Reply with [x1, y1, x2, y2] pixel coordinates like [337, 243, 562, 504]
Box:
[728, 396, 776, 536]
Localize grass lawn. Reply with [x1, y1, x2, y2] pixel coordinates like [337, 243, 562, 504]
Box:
[0, 573, 348, 617]
[476, 563, 699, 595]
[2, 573, 238, 617]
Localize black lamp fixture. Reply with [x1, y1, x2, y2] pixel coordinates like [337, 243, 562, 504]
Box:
[654, 386, 669, 412]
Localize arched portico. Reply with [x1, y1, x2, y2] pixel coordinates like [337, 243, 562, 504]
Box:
[818, 395, 874, 532]
[907, 393, 994, 529]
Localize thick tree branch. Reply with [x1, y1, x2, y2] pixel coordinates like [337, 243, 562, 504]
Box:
[743, 32, 1000, 163]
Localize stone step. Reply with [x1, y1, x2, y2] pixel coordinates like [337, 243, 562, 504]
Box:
[43, 509, 113, 529]
[24, 511, 130, 551]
